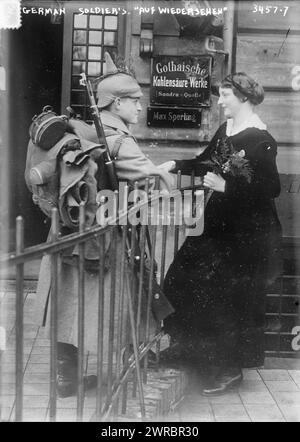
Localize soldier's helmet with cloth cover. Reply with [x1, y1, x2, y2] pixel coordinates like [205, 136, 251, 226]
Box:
[96, 52, 143, 109]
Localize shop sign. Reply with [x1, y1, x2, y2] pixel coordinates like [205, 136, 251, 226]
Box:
[147, 106, 201, 128]
[150, 55, 212, 107]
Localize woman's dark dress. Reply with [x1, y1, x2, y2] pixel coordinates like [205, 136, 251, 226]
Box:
[163, 122, 282, 368]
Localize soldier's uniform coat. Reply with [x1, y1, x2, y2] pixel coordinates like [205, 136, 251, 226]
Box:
[34, 110, 173, 363]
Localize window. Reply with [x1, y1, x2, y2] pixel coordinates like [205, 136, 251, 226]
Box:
[68, 12, 120, 121]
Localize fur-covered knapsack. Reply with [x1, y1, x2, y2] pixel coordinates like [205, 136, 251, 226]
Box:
[25, 133, 100, 229]
[25, 119, 127, 228]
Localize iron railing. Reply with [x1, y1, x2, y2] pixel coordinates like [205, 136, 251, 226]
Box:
[0, 174, 202, 422]
[1, 173, 299, 422]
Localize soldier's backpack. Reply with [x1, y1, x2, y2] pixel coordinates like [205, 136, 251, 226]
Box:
[25, 107, 127, 228]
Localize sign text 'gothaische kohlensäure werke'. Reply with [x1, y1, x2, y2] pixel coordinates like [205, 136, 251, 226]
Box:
[150, 56, 212, 108]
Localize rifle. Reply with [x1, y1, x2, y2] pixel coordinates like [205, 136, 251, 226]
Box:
[79, 73, 174, 323]
[79, 72, 119, 191]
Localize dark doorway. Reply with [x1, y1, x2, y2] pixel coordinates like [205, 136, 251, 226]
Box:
[7, 13, 64, 248]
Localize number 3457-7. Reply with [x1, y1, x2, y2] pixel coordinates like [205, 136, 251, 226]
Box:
[253, 5, 289, 16]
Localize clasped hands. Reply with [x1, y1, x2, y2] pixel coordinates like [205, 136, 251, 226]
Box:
[203, 172, 226, 193]
[158, 162, 226, 193]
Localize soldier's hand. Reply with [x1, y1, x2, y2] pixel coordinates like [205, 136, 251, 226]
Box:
[157, 161, 176, 173]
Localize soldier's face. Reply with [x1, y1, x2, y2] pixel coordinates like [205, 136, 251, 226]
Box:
[117, 97, 142, 124]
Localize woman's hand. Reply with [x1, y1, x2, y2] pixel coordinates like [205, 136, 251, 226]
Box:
[203, 172, 226, 193]
[157, 161, 176, 173]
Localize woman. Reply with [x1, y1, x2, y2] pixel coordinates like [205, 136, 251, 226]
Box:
[159, 72, 282, 395]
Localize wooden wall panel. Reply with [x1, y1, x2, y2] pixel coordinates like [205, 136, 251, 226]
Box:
[275, 174, 300, 237]
[237, 1, 300, 32]
[277, 146, 300, 174]
[236, 6, 300, 147]
[255, 91, 300, 144]
[236, 34, 300, 88]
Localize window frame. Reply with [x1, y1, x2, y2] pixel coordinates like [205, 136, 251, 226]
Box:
[61, 1, 127, 119]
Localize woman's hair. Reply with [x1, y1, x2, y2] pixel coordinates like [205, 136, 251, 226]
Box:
[220, 72, 264, 105]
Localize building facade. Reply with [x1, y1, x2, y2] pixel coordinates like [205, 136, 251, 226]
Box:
[1, 1, 300, 357]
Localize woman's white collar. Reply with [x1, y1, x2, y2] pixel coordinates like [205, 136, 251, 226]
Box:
[226, 114, 267, 136]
